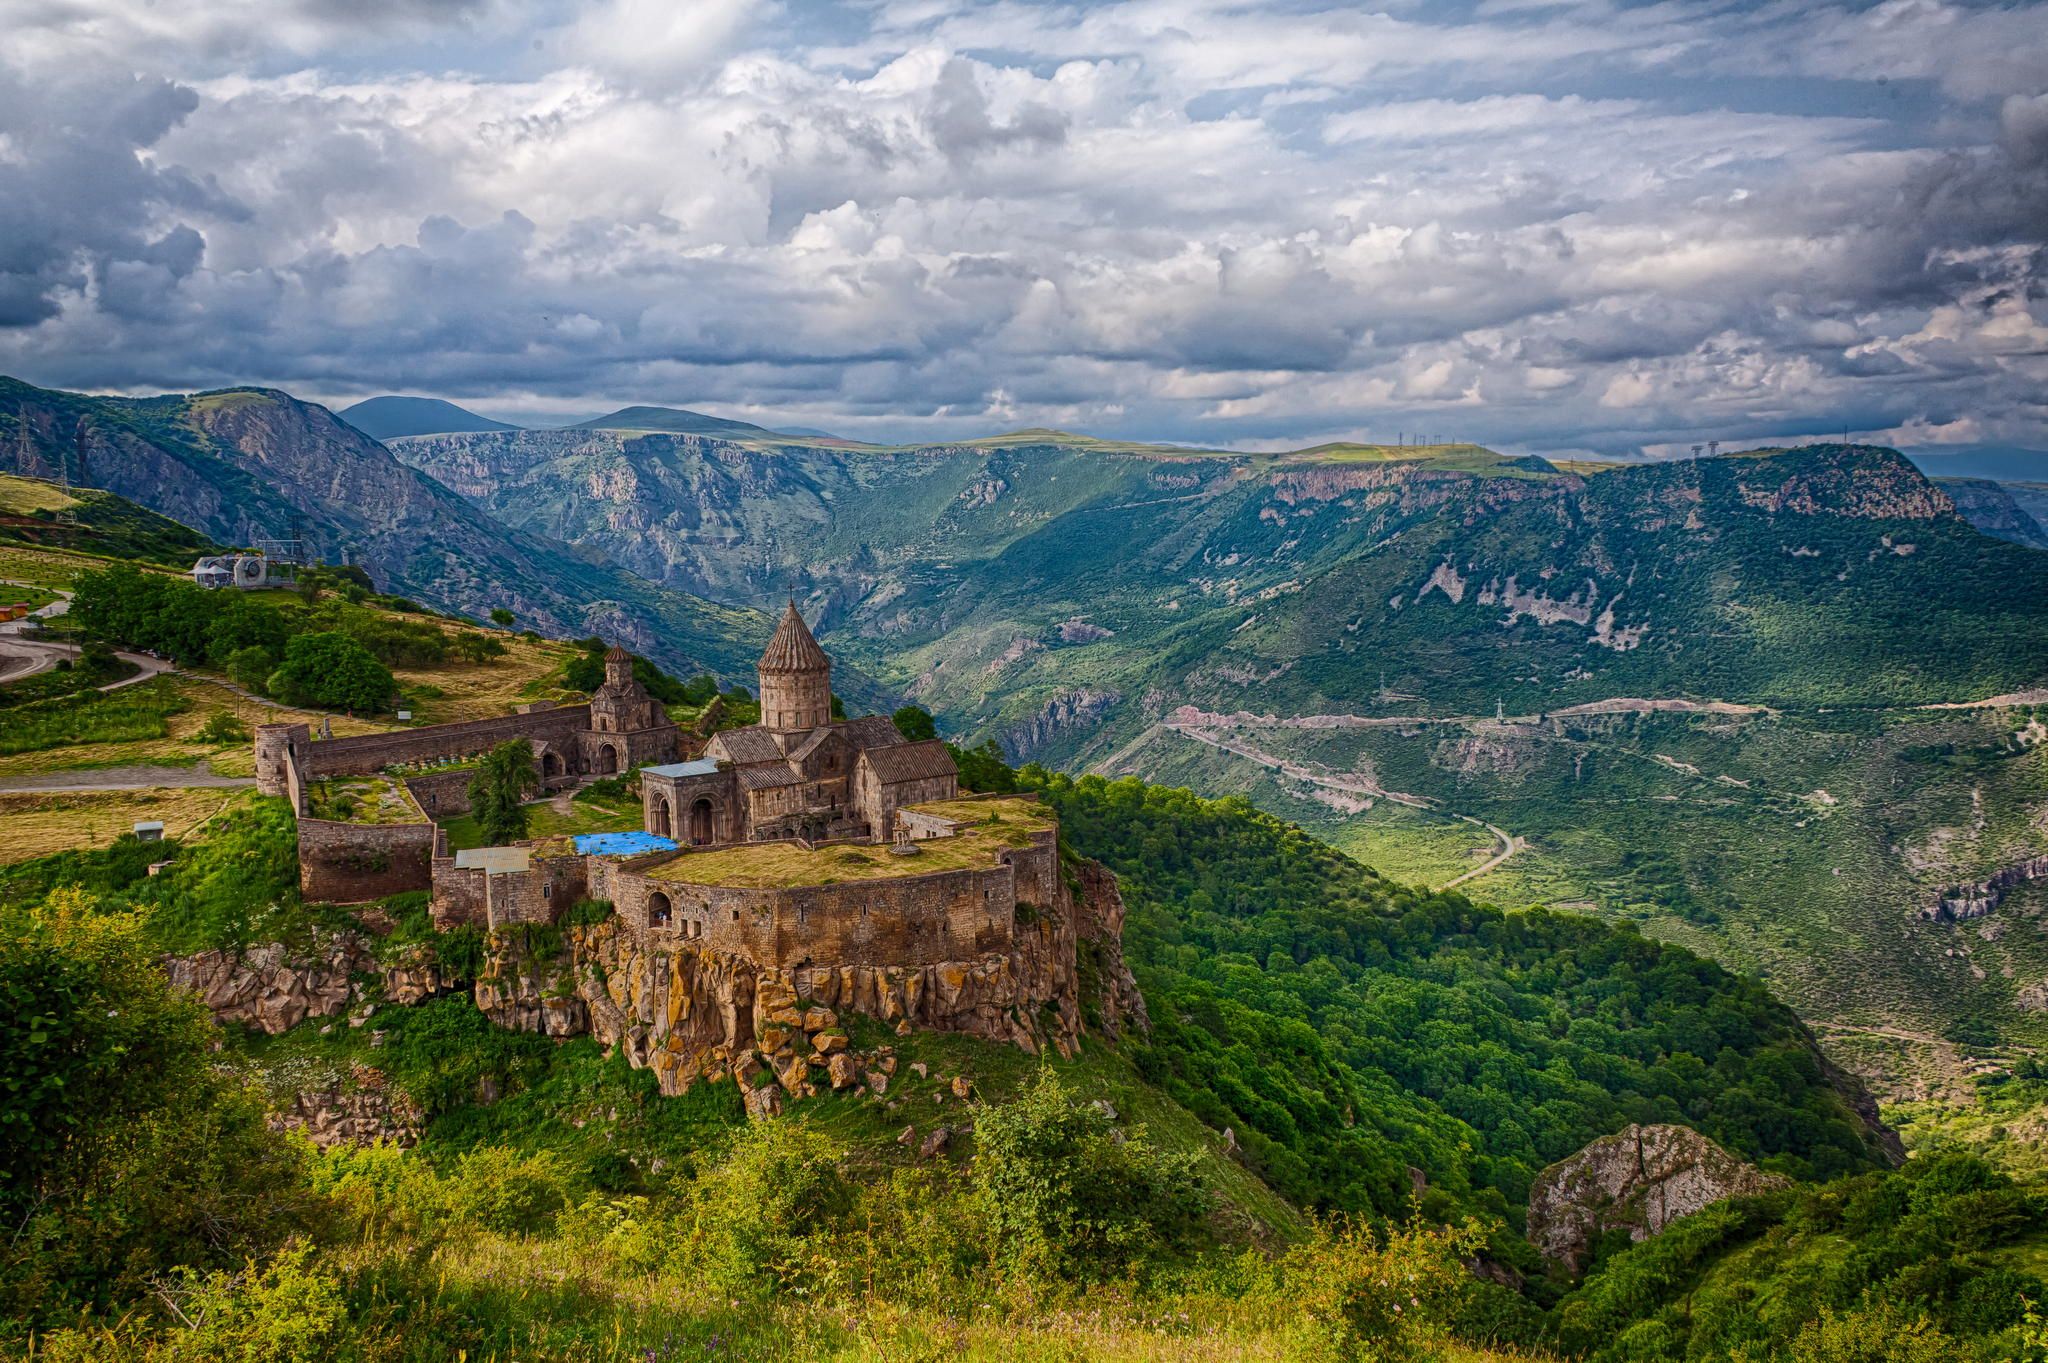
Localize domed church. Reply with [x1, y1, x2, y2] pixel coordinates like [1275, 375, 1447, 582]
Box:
[639, 603, 959, 847]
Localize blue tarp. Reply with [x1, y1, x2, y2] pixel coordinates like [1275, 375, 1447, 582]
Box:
[574, 831, 679, 857]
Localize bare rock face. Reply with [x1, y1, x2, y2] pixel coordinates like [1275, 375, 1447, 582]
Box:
[270, 1065, 422, 1148]
[1527, 1123, 1788, 1272]
[163, 936, 373, 1035]
[471, 856, 1146, 1117]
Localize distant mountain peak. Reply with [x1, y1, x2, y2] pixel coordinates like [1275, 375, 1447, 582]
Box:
[340, 396, 518, 440]
[572, 405, 782, 439]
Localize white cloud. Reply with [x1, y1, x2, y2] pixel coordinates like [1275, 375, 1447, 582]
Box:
[0, 0, 2043, 454]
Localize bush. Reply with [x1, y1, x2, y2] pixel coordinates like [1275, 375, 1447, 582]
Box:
[681, 1120, 851, 1299]
[197, 710, 251, 745]
[971, 1069, 1207, 1281]
[0, 891, 314, 1327]
[450, 1147, 572, 1235]
[267, 631, 394, 713]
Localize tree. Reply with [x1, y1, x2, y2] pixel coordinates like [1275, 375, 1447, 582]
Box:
[265, 631, 393, 713]
[0, 892, 312, 1325]
[892, 704, 937, 741]
[971, 1069, 1205, 1281]
[467, 739, 538, 846]
[223, 644, 274, 694]
[452, 632, 506, 665]
[489, 607, 515, 628]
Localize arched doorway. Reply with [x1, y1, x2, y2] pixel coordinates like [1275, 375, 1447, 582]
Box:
[647, 891, 672, 929]
[595, 743, 618, 775]
[651, 797, 671, 839]
[541, 750, 563, 783]
[690, 797, 715, 846]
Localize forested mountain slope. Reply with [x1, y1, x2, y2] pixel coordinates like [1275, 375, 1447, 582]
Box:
[0, 378, 764, 680]
[392, 427, 2048, 755]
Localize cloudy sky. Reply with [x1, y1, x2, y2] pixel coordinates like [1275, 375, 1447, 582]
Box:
[2, 0, 2045, 454]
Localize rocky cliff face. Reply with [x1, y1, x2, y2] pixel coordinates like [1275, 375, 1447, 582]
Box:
[167, 859, 1144, 1131]
[1526, 1123, 1789, 1272]
[475, 856, 1143, 1112]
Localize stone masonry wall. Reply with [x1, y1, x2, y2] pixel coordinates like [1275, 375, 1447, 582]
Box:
[298, 818, 437, 902]
[303, 705, 593, 777]
[610, 854, 1020, 970]
[405, 770, 474, 818]
[474, 850, 1140, 1104]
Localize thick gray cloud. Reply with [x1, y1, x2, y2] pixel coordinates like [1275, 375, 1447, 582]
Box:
[0, 0, 2043, 455]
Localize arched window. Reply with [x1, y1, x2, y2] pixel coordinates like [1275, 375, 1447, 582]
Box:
[647, 892, 672, 929]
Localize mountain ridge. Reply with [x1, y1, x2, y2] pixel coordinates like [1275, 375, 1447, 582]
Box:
[0, 377, 766, 683]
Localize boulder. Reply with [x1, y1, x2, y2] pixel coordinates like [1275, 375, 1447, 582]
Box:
[826, 1052, 859, 1090]
[743, 1082, 785, 1120]
[919, 1126, 951, 1160]
[1527, 1123, 1789, 1272]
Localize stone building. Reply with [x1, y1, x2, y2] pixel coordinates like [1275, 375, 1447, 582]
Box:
[254, 644, 682, 901]
[640, 603, 958, 846]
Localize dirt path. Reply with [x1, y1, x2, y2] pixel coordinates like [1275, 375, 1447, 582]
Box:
[1440, 818, 1523, 889]
[0, 762, 256, 793]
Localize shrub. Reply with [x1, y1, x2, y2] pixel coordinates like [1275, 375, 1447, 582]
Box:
[971, 1068, 1207, 1281]
[449, 1147, 572, 1235]
[196, 710, 251, 745]
[681, 1120, 851, 1298]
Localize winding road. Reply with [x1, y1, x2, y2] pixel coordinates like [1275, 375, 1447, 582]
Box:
[0, 582, 170, 692]
[1152, 713, 1526, 891]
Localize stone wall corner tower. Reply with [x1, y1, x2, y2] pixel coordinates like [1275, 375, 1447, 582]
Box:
[757, 601, 833, 733]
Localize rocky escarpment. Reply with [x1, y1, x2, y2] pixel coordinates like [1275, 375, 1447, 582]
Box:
[163, 935, 450, 1035]
[1526, 1123, 1789, 1272]
[271, 1064, 422, 1148]
[477, 856, 1143, 1112]
[1926, 854, 2048, 922]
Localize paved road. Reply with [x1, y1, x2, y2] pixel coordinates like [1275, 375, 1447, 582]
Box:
[0, 582, 171, 691]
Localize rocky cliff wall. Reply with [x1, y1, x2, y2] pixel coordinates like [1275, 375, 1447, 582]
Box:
[475, 855, 1141, 1112]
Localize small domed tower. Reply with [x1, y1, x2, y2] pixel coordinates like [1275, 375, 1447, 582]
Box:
[757, 601, 832, 733]
[603, 644, 634, 691]
[591, 644, 658, 733]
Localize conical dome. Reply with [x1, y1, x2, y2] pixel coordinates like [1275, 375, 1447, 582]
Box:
[759, 602, 830, 673]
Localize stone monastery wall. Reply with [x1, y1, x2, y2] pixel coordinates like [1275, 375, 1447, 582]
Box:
[303, 704, 593, 777]
[598, 830, 1059, 971]
[298, 817, 440, 903]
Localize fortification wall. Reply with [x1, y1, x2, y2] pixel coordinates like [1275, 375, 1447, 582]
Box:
[432, 860, 488, 930]
[1001, 833, 1060, 908]
[405, 770, 473, 818]
[303, 705, 593, 777]
[298, 818, 437, 902]
[611, 853, 1017, 969]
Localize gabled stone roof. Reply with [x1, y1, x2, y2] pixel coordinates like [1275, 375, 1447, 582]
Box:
[759, 602, 830, 673]
[710, 727, 786, 764]
[787, 726, 850, 764]
[839, 714, 906, 749]
[861, 738, 958, 784]
[737, 762, 804, 791]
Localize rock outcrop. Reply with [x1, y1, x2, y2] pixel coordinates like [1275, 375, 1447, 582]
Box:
[1526, 1123, 1788, 1272]
[476, 855, 1144, 1116]
[163, 936, 373, 1035]
[270, 1065, 422, 1148]
[164, 933, 459, 1035]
